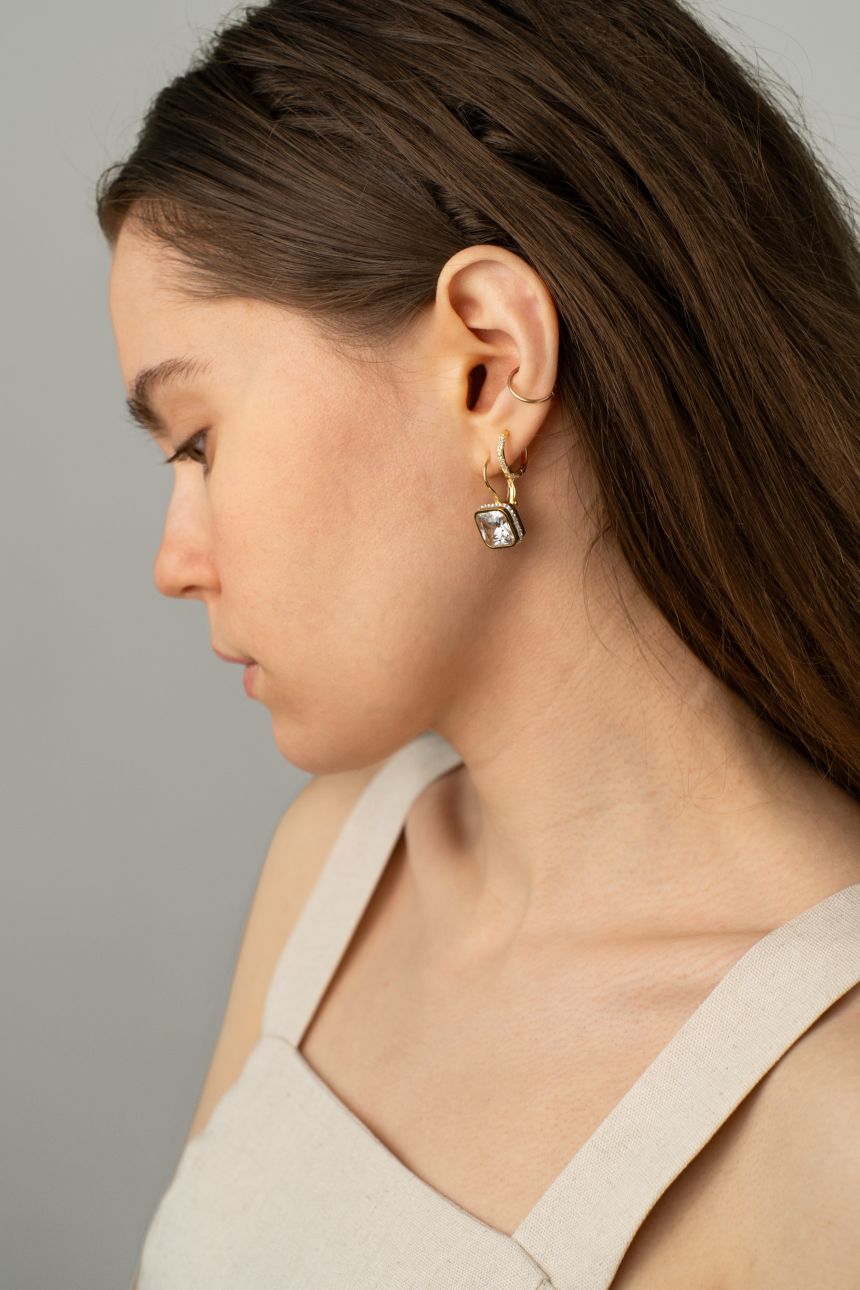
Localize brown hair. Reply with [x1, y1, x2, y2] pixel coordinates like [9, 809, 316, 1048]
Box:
[98, 0, 860, 794]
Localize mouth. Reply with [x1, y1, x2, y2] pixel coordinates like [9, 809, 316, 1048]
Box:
[242, 662, 259, 699]
[212, 645, 261, 698]
[212, 646, 256, 665]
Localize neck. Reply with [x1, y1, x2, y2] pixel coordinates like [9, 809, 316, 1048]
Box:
[430, 479, 860, 944]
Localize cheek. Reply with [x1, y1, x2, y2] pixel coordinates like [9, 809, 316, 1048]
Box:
[207, 391, 496, 764]
[219, 469, 452, 667]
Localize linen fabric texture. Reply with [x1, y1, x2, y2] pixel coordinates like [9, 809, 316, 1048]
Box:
[138, 732, 860, 1290]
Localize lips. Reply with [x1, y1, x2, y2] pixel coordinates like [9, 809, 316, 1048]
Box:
[212, 646, 260, 699]
[212, 646, 256, 665]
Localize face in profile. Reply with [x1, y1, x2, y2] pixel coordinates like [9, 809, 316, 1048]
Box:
[109, 225, 557, 774]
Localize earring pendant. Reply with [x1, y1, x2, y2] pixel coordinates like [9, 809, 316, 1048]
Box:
[474, 432, 528, 548]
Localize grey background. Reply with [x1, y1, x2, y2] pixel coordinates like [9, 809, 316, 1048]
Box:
[1, 2, 857, 1287]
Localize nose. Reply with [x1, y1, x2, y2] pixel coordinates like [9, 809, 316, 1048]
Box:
[154, 471, 220, 601]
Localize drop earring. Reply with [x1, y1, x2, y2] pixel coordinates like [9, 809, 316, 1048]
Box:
[474, 431, 528, 548]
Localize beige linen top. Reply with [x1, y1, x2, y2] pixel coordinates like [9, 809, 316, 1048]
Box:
[139, 732, 860, 1290]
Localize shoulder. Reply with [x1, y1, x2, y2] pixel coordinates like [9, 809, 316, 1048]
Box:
[778, 984, 860, 1205]
[187, 760, 385, 1139]
[617, 982, 860, 1288]
[732, 982, 860, 1282]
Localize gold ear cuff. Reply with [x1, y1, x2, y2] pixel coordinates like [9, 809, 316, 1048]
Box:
[506, 367, 555, 404]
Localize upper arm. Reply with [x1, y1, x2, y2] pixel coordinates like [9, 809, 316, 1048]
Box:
[187, 762, 383, 1139]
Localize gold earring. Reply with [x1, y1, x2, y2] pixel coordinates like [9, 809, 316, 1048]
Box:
[507, 367, 555, 403]
[474, 432, 529, 548]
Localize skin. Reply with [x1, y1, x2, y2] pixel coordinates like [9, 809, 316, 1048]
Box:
[111, 223, 860, 1286]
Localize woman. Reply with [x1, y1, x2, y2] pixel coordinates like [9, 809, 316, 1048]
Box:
[103, 0, 860, 1285]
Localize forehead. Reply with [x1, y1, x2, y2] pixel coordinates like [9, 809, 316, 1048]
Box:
[109, 227, 207, 378]
[108, 225, 334, 405]
[109, 224, 187, 317]
[108, 227, 288, 389]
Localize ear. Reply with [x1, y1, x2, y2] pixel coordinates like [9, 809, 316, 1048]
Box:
[431, 246, 559, 477]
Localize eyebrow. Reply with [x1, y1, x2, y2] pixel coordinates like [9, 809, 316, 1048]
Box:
[126, 356, 210, 434]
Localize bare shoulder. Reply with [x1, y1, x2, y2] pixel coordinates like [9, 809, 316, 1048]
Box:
[730, 981, 860, 1284]
[615, 982, 860, 1290]
[187, 760, 385, 1139]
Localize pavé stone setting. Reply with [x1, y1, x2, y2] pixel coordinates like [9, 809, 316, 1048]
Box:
[474, 502, 525, 548]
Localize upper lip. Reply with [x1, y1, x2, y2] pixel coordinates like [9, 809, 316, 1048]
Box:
[212, 646, 256, 665]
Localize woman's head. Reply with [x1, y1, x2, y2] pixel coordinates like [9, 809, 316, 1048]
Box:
[109, 228, 563, 770]
[103, 0, 860, 788]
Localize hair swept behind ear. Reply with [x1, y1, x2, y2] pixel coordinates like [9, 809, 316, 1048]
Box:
[100, 0, 860, 796]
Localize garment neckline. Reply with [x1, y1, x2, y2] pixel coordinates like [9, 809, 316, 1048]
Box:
[265, 736, 860, 1290]
[292, 875, 860, 1254]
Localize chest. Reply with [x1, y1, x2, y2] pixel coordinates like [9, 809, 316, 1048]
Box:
[139, 740, 860, 1290]
[303, 941, 826, 1290]
[300, 867, 759, 1248]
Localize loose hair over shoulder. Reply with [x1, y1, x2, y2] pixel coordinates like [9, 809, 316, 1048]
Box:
[99, 0, 860, 795]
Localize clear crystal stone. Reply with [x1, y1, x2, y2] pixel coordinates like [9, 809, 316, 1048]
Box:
[475, 508, 516, 547]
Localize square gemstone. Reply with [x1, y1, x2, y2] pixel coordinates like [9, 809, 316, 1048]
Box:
[475, 506, 520, 548]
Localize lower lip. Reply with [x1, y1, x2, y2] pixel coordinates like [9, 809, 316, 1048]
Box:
[243, 662, 259, 698]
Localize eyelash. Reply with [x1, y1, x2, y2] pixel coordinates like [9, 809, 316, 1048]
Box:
[166, 430, 210, 473]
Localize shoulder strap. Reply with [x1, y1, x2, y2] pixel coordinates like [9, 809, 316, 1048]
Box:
[263, 732, 463, 1047]
[513, 883, 860, 1290]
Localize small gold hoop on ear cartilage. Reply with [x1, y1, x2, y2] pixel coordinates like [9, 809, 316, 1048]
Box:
[474, 431, 529, 549]
[507, 366, 555, 404]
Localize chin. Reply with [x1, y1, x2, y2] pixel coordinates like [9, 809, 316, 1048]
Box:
[268, 703, 432, 777]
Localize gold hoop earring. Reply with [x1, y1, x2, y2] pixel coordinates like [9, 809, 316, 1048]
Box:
[474, 431, 528, 548]
[507, 367, 555, 404]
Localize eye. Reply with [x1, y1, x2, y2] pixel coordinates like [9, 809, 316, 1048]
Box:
[166, 429, 209, 472]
